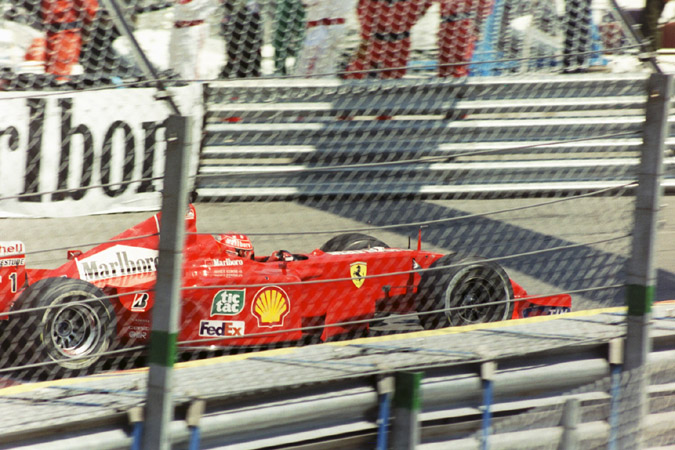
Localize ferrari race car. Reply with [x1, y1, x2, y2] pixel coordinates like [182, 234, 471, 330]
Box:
[0, 205, 571, 375]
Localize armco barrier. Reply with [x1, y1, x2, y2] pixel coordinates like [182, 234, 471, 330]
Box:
[1, 306, 675, 449]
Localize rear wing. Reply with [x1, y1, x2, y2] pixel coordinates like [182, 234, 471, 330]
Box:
[0, 241, 26, 305]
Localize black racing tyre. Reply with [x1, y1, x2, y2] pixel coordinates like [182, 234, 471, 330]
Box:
[8, 277, 116, 376]
[416, 255, 514, 330]
[320, 233, 389, 252]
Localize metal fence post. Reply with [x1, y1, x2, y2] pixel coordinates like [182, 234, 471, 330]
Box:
[622, 72, 672, 449]
[142, 115, 192, 449]
[390, 371, 423, 449]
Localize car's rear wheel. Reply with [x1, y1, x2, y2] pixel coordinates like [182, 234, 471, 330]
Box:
[416, 255, 514, 329]
[320, 233, 389, 252]
[7, 277, 116, 377]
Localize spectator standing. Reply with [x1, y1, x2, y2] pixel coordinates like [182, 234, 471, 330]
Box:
[641, 0, 670, 51]
[437, 0, 493, 77]
[169, 0, 218, 80]
[79, 7, 123, 78]
[273, 0, 306, 75]
[344, 0, 431, 79]
[220, 0, 263, 78]
[294, 0, 356, 77]
[41, 0, 98, 78]
[561, 0, 592, 73]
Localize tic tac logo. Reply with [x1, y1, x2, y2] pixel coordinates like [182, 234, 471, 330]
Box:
[252, 286, 290, 327]
[350, 262, 367, 288]
[210, 289, 245, 316]
[198, 320, 245, 337]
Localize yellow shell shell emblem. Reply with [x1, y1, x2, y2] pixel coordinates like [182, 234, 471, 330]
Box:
[252, 286, 290, 327]
[350, 262, 367, 288]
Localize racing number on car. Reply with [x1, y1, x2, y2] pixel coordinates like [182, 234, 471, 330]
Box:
[0, 273, 18, 293]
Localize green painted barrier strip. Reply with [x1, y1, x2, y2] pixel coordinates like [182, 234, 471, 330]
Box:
[626, 284, 654, 316]
[394, 372, 423, 411]
[148, 330, 178, 367]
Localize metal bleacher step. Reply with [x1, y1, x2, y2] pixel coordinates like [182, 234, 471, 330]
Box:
[196, 74, 675, 200]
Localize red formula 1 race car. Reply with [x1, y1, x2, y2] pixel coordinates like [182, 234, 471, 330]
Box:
[0, 205, 571, 375]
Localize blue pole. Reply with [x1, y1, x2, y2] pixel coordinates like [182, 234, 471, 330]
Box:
[128, 407, 144, 450]
[376, 392, 392, 450]
[131, 422, 144, 450]
[481, 378, 493, 450]
[480, 362, 496, 450]
[189, 426, 201, 450]
[608, 363, 622, 450]
[185, 399, 206, 450]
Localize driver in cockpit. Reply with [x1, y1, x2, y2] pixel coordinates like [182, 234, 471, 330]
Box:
[217, 234, 255, 259]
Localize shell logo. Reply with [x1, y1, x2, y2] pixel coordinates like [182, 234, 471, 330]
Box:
[252, 286, 291, 327]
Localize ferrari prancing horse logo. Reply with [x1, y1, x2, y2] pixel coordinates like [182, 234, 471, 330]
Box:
[350, 262, 367, 288]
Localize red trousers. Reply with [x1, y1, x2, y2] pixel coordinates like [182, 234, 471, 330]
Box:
[345, 0, 493, 79]
[438, 0, 493, 77]
[45, 29, 82, 76]
[344, 0, 432, 79]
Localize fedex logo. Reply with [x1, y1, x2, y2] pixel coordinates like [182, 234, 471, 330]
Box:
[198, 320, 245, 337]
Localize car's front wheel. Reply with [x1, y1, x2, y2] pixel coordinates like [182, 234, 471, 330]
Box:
[416, 255, 514, 329]
[8, 277, 116, 377]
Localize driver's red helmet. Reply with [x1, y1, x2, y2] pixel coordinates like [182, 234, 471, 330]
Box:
[218, 234, 254, 259]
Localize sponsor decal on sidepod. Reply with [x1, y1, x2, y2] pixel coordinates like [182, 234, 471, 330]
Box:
[211, 289, 246, 316]
[199, 320, 245, 337]
[252, 286, 290, 327]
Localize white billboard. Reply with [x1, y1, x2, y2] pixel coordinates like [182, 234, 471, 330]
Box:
[0, 84, 202, 217]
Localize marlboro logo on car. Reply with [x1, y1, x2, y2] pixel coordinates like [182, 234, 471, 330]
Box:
[75, 245, 159, 281]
